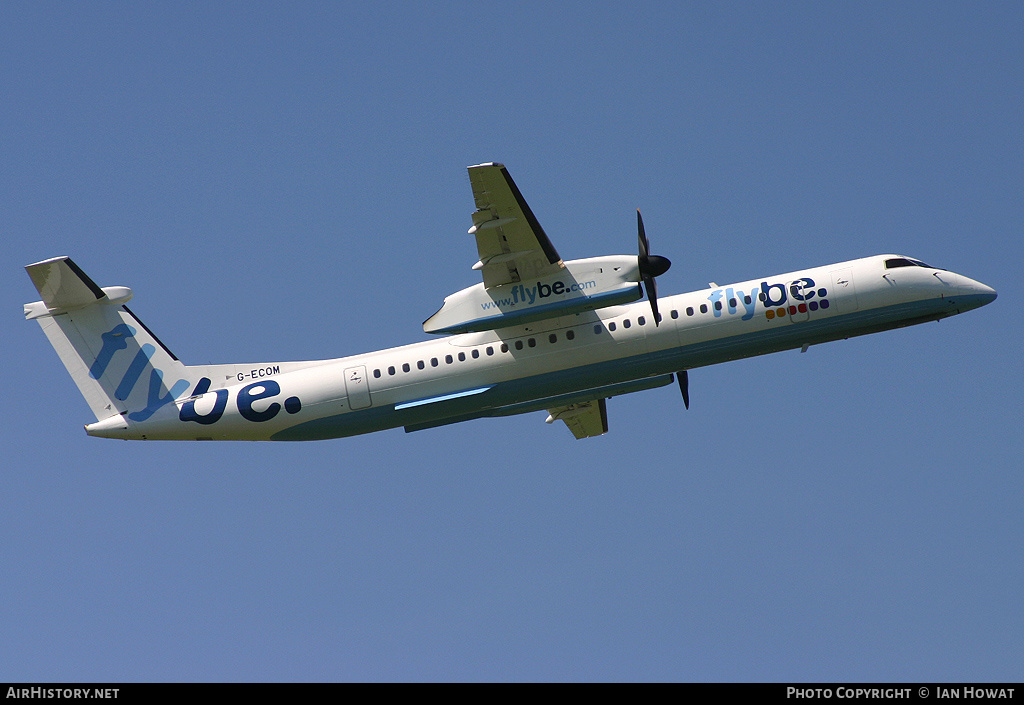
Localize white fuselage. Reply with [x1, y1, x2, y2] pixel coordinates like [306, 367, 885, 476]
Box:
[85, 254, 995, 441]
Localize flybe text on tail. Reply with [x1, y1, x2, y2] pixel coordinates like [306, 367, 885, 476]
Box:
[88, 322, 190, 421]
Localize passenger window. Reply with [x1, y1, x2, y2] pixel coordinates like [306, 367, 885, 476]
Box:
[472, 349, 480, 359]
[527, 338, 536, 348]
[549, 333, 557, 344]
[671, 310, 680, 319]
[373, 369, 381, 378]
[458, 352, 466, 362]
[430, 358, 438, 367]
[623, 319, 631, 329]
[445, 355, 453, 364]
[714, 301, 722, 311]
[501, 343, 509, 353]
[486, 346, 494, 356]
[515, 340, 523, 350]
[402, 363, 410, 373]
[566, 330, 575, 341]
[729, 299, 737, 308]
[700, 304, 708, 313]
[594, 325, 602, 334]
[609, 322, 617, 331]
[417, 360, 425, 370]
[686, 307, 694, 316]
[388, 366, 396, 375]
[638, 316, 646, 326]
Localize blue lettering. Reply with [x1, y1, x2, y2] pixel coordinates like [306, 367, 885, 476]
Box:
[480, 279, 598, 313]
[89, 323, 137, 379]
[735, 287, 758, 320]
[115, 344, 155, 400]
[179, 377, 228, 425]
[708, 290, 724, 317]
[725, 288, 738, 315]
[791, 277, 816, 301]
[127, 369, 190, 422]
[761, 281, 787, 307]
[237, 380, 282, 422]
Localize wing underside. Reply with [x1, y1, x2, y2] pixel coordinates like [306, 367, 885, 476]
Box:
[468, 163, 564, 288]
[546, 398, 608, 439]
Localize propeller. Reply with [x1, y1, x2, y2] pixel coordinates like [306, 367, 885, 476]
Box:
[637, 210, 671, 325]
[635, 211, 686, 409]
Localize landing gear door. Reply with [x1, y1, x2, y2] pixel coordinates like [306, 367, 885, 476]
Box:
[829, 268, 859, 313]
[344, 365, 372, 410]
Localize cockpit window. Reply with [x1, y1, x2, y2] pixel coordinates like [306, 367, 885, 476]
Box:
[885, 257, 935, 270]
[885, 258, 914, 269]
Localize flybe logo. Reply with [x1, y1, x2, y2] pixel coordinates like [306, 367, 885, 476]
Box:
[179, 377, 303, 426]
[481, 279, 597, 311]
[89, 323, 190, 422]
[706, 277, 830, 321]
[91, 323, 302, 425]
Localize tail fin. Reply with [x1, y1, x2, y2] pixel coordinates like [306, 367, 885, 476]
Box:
[25, 257, 196, 423]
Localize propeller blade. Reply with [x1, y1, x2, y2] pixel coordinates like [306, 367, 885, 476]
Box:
[637, 209, 670, 325]
[644, 273, 661, 325]
[637, 209, 649, 258]
[677, 370, 690, 409]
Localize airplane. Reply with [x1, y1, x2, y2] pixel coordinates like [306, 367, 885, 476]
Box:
[24, 162, 996, 441]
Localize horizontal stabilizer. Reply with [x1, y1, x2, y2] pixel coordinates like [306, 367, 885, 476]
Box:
[25, 256, 134, 319]
[27, 257, 104, 310]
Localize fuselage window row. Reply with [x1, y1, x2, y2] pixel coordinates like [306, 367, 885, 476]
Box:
[371, 298, 738, 379]
[371, 324, 592, 380]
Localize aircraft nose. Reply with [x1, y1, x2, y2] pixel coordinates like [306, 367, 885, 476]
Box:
[958, 275, 997, 310]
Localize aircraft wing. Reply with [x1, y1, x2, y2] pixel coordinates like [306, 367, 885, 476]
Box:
[546, 398, 608, 440]
[468, 163, 565, 288]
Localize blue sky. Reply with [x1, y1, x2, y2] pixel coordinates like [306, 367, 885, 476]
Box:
[2, 2, 1021, 681]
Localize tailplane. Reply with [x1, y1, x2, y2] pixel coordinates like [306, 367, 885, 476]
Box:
[25, 257, 196, 423]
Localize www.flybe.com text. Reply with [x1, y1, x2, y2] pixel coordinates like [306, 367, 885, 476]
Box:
[481, 280, 597, 310]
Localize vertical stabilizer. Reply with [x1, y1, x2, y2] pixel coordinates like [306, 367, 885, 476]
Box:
[24, 257, 194, 423]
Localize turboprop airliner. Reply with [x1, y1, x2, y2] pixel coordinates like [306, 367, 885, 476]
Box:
[24, 163, 996, 441]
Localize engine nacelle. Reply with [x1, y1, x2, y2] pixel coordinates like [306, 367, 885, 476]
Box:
[423, 256, 642, 334]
